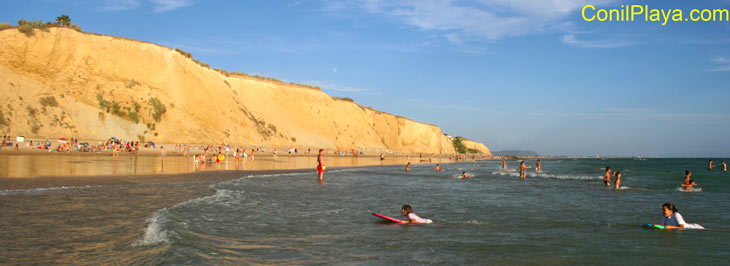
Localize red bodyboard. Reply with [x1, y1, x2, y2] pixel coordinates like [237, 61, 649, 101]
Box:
[372, 212, 403, 224]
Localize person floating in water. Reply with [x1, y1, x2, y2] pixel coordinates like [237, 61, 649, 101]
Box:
[613, 171, 622, 189]
[535, 159, 542, 172]
[405, 162, 411, 172]
[660, 202, 704, 229]
[460, 171, 473, 179]
[400, 204, 433, 224]
[317, 149, 325, 183]
[519, 161, 531, 179]
[708, 159, 715, 171]
[681, 170, 698, 191]
[603, 166, 612, 187]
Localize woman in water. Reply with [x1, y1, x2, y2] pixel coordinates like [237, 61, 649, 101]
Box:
[660, 202, 704, 229]
[400, 205, 433, 224]
[613, 171, 622, 189]
[519, 161, 531, 179]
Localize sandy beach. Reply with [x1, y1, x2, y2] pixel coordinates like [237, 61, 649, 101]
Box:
[0, 145, 484, 190]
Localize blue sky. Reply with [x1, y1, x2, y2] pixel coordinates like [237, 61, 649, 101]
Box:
[3, 0, 729, 157]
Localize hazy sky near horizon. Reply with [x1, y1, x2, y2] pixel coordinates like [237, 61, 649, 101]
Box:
[3, 0, 729, 157]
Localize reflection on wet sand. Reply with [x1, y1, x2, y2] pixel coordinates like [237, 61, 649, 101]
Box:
[0, 154, 458, 178]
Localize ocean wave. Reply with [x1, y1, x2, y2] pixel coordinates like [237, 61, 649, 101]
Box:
[0, 185, 101, 196]
[134, 211, 171, 246]
[676, 187, 702, 193]
[134, 188, 242, 246]
[491, 171, 601, 180]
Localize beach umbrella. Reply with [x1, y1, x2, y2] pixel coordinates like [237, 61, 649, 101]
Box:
[57, 138, 68, 144]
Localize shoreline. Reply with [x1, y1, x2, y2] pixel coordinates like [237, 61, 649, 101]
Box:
[0, 165, 375, 191]
[0, 157, 477, 190]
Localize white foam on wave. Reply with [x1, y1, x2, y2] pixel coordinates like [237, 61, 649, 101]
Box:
[134, 211, 170, 246]
[491, 171, 601, 180]
[134, 188, 241, 246]
[677, 187, 702, 193]
[0, 185, 101, 196]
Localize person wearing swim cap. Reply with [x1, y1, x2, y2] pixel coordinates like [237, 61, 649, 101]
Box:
[317, 149, 326, 183]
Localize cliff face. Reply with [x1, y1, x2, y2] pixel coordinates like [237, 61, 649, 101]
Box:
[462, 139, 491, 154]
[0, 27, 488, 154]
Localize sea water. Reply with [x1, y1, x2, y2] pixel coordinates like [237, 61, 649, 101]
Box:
[1, 158, 729, 264]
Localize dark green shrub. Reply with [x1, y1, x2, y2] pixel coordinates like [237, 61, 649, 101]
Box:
[39, 96, 59, 107]
[148, 97, 166, 122]
[18, 24, 34, 36]
[452, 137, 467, 154]
[0, 22, 11, 30]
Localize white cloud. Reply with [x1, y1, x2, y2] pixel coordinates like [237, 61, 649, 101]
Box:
[331, 0, 618, 44]
[332, 67, 338, 73]
[101, 0, 141, 11]
[711, 56, 730, 63]
[149, 0, 193, 12]
[708, 56, 730, 72]
[305, 80, 382, 96]
[561, 34, 632, 48]
[98, 0, 192, 12]
[708, 66, 730, 72]
[528, 108, 730, 121]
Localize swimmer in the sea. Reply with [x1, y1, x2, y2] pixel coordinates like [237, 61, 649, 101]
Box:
[603, 166, 612, 187]
[613, 171, 622, 189]
[519, 161, 531, 179]
[681, 170, 697, 191]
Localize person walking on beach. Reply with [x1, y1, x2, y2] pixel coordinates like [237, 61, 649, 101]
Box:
[317, 149, 325, 183]
[380, 153, 385, 162]
[708, 159, 715, 171]
[535, 159, 542, 172]
[519, 161, 531, 179]
[603, 166, 612, 187]
[159, 146, 166, 158]
[405, 162, 411, 172]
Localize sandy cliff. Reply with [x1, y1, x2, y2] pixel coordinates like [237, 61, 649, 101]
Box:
[0, 27, 489, 155]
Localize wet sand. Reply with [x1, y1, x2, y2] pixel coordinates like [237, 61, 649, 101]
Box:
[0, 152, 469, 190]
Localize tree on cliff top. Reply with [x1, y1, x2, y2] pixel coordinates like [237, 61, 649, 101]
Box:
[56, 15, 70, 27]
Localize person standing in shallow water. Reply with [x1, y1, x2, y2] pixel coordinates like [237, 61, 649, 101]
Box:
[708, 159, 715, 171]
[721, 161, 727, 172]
[317, 149, 325, 183]
[405, 162, 411, 172]
[519, 161, 531, 179]
[603, 166, 612, 187]
[535, 159, 542, 172]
